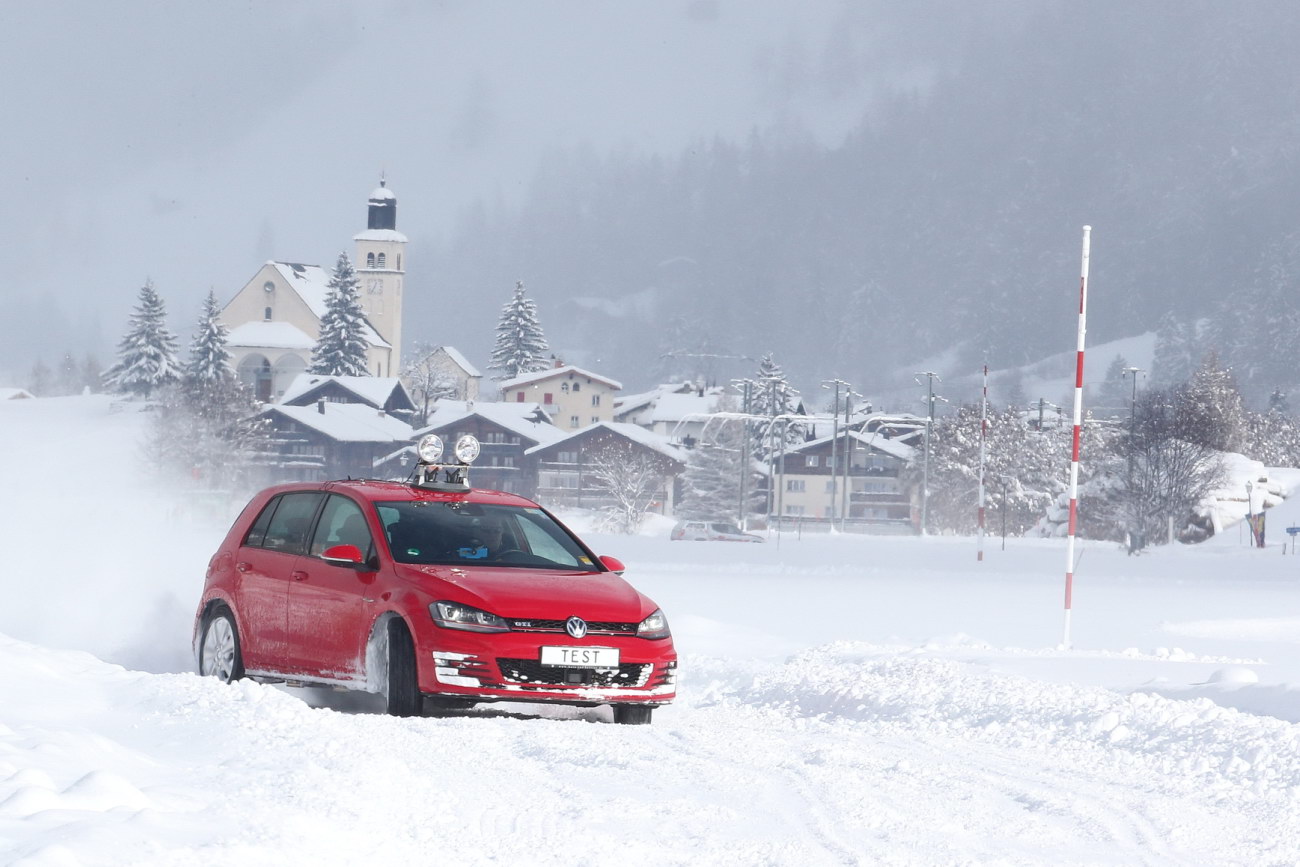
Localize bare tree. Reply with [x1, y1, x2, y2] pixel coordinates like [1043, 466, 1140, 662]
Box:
[585, 444, 670, 534]
[402, 342, 463, 426]
[1116, 387, 1226, 546]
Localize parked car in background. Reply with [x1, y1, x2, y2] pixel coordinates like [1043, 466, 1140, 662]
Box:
[670, 520, 765, 542]
[194, 434, 676, 724]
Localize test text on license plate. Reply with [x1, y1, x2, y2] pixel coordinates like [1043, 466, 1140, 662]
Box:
[540, 646, 620, 668]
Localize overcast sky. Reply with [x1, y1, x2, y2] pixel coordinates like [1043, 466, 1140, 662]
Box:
[0, 0, 1009, 378]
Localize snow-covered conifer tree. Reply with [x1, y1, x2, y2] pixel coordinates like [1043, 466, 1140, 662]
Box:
[310, 252, 370, 377]
[748, 353, 803, 460]
[677, 409, 749, 522]
[185, 290, 234, 392]
[102, 279, 181, 399]
[489, 281, 551, 380]
[1152, 313, 1196, 387]
[1177, 350, 1245, 453]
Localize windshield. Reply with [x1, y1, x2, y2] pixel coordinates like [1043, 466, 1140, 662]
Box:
[375, 501, 598, 570]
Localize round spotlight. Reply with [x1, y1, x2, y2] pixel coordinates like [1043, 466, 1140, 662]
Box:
[454, 435, 481, 464]
[416, 434, 445, 464]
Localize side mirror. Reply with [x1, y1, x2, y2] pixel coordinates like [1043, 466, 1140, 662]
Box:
[322, 544, 366, 567]
[598, 555, 625, 575]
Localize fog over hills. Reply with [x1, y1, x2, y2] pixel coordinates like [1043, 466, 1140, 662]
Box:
[5, 2, 1297, 406]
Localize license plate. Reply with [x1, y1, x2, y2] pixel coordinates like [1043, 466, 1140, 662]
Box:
[540, 646, 620, 669]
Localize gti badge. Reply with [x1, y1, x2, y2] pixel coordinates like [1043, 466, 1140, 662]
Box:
[565, 616, 588, 639]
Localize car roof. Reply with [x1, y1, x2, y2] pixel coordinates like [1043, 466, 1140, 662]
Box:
[256, 479, 542, 509]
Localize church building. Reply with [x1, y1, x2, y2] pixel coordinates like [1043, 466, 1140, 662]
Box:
[220, 181, 408, 402]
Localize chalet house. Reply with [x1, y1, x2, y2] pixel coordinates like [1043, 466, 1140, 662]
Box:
[528, 422, 686, 515]
[413, 400, 566, 495]
[772, 428, 917, 533]
[259, 400, 414, 481]
[0, 388, 34, 400]
[500, 365, 621, 432]
[279, 373, 415, 418]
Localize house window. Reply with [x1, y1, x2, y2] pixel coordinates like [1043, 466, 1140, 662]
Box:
[264, 307, 272, 321]
[591, 416, 600, 424]
[786, 479, 806, 493]
[591, 394, 600, 407]
[784, 504, 806, 516]
[500, 456, 515, 467]
[396, 255, 401, 270]
[806, 455, 819, 467]
[377, 253, 387, 268]
[561, 383, 569, 394]
[366, 253, 375, 268]
[543, 393, 553, 404]
[516, 392, 525, 402]
[557, 451, 578, 463]
[570, 415, 579, 428]
[825, 480, 835, 493]
[572, 383, 581, 393]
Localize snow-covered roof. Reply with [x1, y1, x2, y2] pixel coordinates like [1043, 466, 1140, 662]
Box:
[784, 428, 917, 463]
[437, 346, 481, 378]
[226, 321, 315, 350]
[353, 229, 409, 243]
[279, 374, 409, 409]
[525, 421, 687, 463]
[499, 365, 623, 391]
[415, 400, 567, 446]
[650, 391, 723, 423]
[369, 185, 395, 201]
[0, 388, 34, 400]
[266, 403, 413, 443]
[268, 262, 390, 348]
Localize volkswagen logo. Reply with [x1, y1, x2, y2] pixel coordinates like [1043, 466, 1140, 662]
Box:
[565, 616, 588, 639]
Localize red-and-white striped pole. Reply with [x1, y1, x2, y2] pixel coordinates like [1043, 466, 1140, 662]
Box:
[1063, 226, 1091, 649]
[977, 363, 988, 561]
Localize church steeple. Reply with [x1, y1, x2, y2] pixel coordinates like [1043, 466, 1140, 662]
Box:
[367, 177, 397, 230]
[354, 176, 408, 376]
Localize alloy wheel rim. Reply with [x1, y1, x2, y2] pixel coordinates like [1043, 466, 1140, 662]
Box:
[203, 617, 235, 681]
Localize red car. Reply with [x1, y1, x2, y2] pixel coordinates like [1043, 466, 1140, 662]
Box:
[193, 435, 676, 724]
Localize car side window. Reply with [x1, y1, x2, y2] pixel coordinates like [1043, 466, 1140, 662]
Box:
[257, 492, 324, 554]
[310, 495, 373, 559]
[244, 496, 280, 548]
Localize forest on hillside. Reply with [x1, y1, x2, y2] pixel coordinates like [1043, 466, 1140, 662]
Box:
[416, 1, 1300, 405]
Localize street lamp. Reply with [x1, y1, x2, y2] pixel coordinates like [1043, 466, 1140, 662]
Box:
[1246, 480, 1255, 548]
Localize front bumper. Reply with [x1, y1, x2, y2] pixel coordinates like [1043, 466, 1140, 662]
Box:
[412, 624, 677, 706]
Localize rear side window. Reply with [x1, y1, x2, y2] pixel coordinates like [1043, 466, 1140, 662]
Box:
[247, 492, 324, 554]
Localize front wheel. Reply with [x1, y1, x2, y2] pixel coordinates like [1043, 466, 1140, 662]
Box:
[200, 607, 244, 683]
[612, 704, 654, 725]
[384, 619, 423, 717]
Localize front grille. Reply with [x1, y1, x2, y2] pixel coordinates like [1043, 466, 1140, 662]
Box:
[507, 619, 638, 635]
[497, 658, 652, 688]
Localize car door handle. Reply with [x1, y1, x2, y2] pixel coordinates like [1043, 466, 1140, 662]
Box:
[236, 561, 251, 573]
[291, 570, 308, 582]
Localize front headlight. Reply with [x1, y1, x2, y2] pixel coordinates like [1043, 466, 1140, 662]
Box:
[636, 609, 671, 640]
[431, 601, 509, 633]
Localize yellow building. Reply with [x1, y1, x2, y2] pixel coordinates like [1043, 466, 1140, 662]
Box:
[221, 181, 408, 402]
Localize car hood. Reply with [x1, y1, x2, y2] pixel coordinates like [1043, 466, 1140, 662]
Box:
[392, 563, 654, 620]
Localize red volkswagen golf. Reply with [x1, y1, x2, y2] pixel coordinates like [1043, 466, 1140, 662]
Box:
[193, 435, 676, 724]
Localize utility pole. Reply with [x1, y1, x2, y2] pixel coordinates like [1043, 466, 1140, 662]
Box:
[1122, 366, 1143, 552]
[915, 371, 943, 535]
[821, 379, 850, 529]
[730, 378, 756, 529]
[841, 391, 864, 531]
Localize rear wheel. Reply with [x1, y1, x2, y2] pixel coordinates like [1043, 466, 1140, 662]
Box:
[384, 619, 422, 717]
[612, 704, 654, 725]
[200, 607, 244, 683]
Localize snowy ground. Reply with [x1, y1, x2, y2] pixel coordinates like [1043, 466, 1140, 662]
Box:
[4, 397, 1300, 865]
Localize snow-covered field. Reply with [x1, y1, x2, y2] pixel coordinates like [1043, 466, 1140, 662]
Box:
[4, 397, 1300, 865]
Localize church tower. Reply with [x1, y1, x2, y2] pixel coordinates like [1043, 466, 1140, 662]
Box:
[353, 178, 408, 375]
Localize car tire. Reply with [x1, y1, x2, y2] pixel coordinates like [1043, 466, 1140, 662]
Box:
[199, 606, 244, 683]
[384, 618, 422, 717]
[612, 704, 653, 725]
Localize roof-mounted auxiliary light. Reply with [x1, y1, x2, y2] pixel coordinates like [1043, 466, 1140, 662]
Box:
[412, 433, 480, 491]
